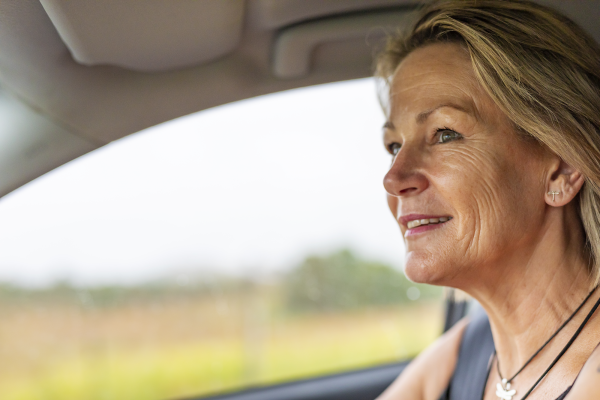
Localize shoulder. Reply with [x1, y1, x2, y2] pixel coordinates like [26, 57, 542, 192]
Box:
[377, 317, 469, 400]
[567, 344, 600, 399]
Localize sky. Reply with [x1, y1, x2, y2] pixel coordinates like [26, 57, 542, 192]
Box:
[0, 78, 406, 287]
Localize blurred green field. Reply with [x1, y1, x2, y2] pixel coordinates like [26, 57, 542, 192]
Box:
[0, 251, 443, 400]
[0, 301, 442, 400]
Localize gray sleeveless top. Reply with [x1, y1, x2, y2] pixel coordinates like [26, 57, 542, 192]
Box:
[438, 307, 572, 400]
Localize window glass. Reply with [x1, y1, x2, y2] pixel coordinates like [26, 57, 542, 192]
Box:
[0, 79, 443, 400]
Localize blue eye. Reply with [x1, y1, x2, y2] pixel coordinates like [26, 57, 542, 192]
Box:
[437, 129, 462, 144]
[387, 142, 401, 156]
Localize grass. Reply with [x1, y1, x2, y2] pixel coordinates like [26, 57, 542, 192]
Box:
[0, 291, 442, 400]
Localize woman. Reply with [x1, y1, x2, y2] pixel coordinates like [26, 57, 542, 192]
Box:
[374, 1, 600, 399]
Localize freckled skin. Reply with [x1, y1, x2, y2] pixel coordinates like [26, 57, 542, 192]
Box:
[383, 42, 548, 289]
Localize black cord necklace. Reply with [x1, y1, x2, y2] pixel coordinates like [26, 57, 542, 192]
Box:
[493, 286, 599, 400]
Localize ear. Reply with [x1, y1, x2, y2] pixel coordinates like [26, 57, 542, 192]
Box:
[545, 158, 585, 207]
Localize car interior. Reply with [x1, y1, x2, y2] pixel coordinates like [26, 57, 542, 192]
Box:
[0, 1, 598, 399]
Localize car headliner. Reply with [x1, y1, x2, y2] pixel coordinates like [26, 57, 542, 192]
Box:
[0, 0, 598, 199]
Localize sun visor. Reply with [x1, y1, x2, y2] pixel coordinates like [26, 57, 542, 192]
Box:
[39, 0, 244, 72]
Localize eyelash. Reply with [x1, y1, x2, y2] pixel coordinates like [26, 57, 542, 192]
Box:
[385, 127, 463, 156]
[386, 142, 401, 156]
[435, 127, 463, 144]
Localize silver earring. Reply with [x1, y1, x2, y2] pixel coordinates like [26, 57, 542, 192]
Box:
[547, 190, 560, 201]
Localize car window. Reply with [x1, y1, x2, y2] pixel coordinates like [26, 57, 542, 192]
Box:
[0, 78, 443, 400]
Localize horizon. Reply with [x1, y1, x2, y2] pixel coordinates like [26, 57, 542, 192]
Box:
[0, 78, 406, 288]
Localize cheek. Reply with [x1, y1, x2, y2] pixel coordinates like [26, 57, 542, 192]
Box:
[391, 133, 546, 285]
[438, 144, 543, 267]
[401, 149, 496, 283]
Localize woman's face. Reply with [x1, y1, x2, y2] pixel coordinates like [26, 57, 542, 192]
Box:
[384, 42, 549, 287]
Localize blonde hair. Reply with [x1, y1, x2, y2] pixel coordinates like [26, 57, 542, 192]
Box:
[376, 0, 600, 284]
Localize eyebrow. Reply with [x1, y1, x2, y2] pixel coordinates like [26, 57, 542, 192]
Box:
[416, 103, 472, 123]
[383, 103, 473, 130]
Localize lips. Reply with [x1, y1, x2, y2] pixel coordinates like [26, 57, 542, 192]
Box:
[407, 216, 451, 228]
[400, 214, 453, 229]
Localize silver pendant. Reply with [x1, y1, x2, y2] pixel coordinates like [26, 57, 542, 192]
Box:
[496, 379, 517, 400]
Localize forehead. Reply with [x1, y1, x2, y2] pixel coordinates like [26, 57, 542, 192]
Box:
[389, 42, 492, 120]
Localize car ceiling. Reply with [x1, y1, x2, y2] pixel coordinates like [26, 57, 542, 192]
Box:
[0, 0, 598, 198]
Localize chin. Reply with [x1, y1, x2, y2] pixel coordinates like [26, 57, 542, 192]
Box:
[403, 250, 450, 286]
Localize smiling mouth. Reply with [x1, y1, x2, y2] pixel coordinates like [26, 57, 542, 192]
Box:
[406, 216, 453, 229]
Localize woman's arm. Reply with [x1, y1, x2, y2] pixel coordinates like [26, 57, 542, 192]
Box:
[376, 318, 468, 400]
[567, 344, 600, 399]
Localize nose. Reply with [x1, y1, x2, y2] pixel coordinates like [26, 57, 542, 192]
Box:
[383, 146, 429, 198]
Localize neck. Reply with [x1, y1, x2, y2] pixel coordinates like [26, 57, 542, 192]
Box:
[458, 204, 595, 377]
